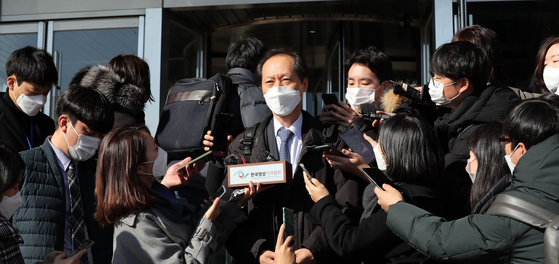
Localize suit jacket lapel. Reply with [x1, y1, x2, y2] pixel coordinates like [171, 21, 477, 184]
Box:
[266, 119, 279, 160]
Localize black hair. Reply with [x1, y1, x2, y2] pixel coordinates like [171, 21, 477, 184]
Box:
[503, 93, 559, 150]
[532, 36, 559, 93]
[108, 55, 154, 103]
[256, 48, 307, 83]
[430, 41, 491, 92]
[5, 46, 58, 88]
[225, 37, 268, 73]
[452, 25, 501, 82]
[0, 141, 25, 194]
[379, 113, 444, 183]
[345, 46, 393, 83]
[468, 121, 509, 212]
[55, 85, 114, 134]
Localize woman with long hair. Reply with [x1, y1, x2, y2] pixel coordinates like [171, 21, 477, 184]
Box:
[95, 124, 257, 264]
[532, 37, 559, 94]
[304, 113, 445, 263]
[466, 121, 511, 213]
[376, 96, 559, 263]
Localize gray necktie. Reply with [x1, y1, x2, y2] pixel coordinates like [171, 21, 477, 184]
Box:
[278, 129, 294, 162]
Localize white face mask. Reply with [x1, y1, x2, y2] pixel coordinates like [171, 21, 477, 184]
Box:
[428, 78, 460, 106]
[345, 85, 382, 111]
[11, 80, 46, 117]
[142, 146, 168, 180]
[264, 86, 302, 116]
[504, 143, 520, 174]
[63, 120, 100, 162]
[465, 157, 477, 183]
[0, 191, 24, 219]
[373, 143, 388, 171]
[543, 66, 559, 94]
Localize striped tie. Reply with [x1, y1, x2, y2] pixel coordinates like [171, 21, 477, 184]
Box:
[67, 163, 88, 264]
[278, 129, 294, 162]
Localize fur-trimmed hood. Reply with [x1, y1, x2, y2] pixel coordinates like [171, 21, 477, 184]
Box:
[378, 80, 419, 113]
[379, 88, 410, 113]
[70, 65, 148, 114]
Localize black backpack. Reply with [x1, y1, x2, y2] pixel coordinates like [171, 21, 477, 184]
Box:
[155, 73, 232, 160]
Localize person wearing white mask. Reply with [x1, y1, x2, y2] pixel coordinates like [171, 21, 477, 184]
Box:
[375, 95, 559, 264]
[465, 121, 511, 214]
[319, 46, 393, 128]
[428, 41, 520, 220]
[12, 84, 116, 264]
[0, 46, 58, 153]
[94, 124, 257, 264]
[532, 37, 559, 94]
[204, 49, 362, 264]
[303, 113, 446, 264]
[0, 141, 88, 264]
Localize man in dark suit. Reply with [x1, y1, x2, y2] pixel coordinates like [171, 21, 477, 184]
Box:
[205, 49, 363, 264]
[0, 46, 58, 152]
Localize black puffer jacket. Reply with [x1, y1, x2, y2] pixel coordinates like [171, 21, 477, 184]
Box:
[13, 139, 113, 264]
[435, 82, 520, 219]
[226, 67, 272, 137]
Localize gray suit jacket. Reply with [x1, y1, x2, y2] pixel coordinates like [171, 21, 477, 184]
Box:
[112, 202, 247, 264]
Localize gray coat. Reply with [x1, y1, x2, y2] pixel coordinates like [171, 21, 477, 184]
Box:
[112, 201, 247, 264]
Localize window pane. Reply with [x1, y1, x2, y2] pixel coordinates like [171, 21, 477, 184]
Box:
[168, 20, 201, 84]
[0, 34, 37, 90]
[54, 28, 138, 90]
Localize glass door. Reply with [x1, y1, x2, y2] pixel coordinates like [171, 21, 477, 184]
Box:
[46, 17, 140, 116]
[310, 23, 345, 116]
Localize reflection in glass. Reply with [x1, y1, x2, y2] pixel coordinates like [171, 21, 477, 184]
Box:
[168, 19, 201, 85]
[54, 28, 138, 90]
[0, 34, 37, 90]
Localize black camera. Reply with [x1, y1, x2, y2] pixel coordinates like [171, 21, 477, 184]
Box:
[360, 104, 391, 122]
[362, 112, 392, 122]
[391, 81, 434, 105]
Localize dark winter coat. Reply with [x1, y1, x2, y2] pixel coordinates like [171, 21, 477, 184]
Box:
[0, 92, 54, 152]
[472, 173, 512, 214]
[385, 133, 559, 264]
[207, 111, 363, 264]
[226, 67, 271, 137]
[435, 82, 520, 219]
[308, 181, 445, 264]
[13, 139, 113, 264]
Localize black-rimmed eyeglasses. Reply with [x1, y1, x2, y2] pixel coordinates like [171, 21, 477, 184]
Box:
[499, 137, 511, 147]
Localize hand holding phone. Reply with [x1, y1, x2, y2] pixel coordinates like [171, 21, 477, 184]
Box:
[177, 151, 214, 172]
[321, 94, 340, 107]
[361, 168, 394, 191]
[195, 185, 226, 220]
[341, 126, 376, 164]
[68, 240, 94, 258]
[210, 113, 234, 151]
[311, 145, 346, 157]
[282, 207, 295, 240]
[299, 163, 315, 186]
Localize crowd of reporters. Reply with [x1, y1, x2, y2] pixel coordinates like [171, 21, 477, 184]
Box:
[0, 24, 558, 264]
